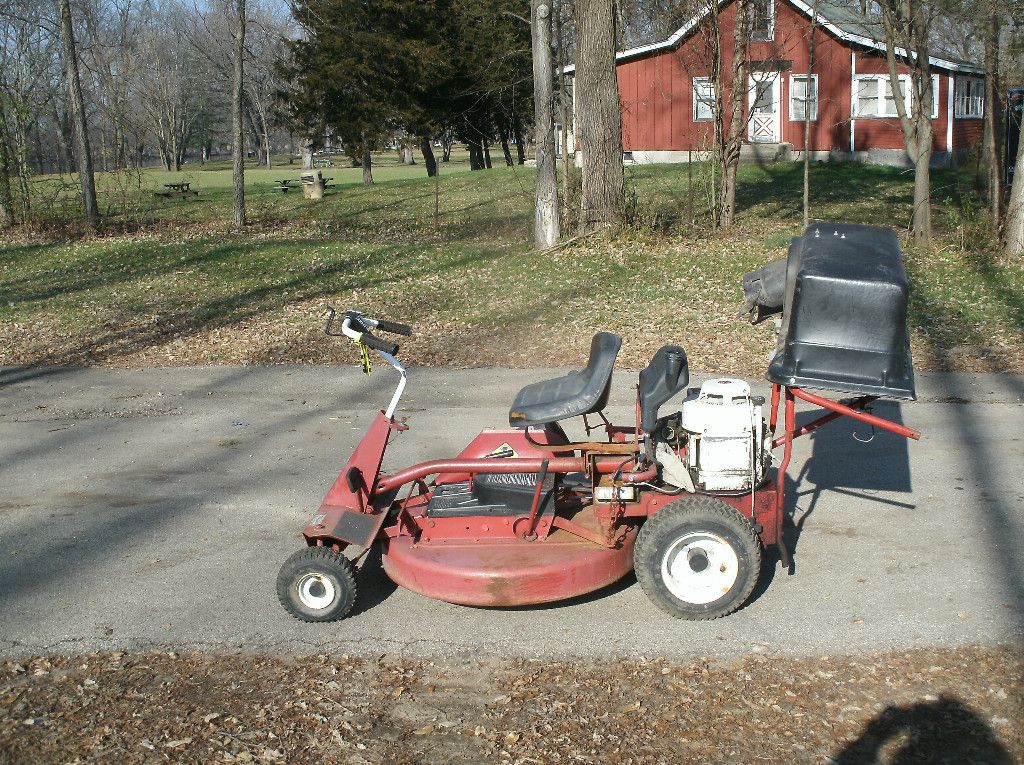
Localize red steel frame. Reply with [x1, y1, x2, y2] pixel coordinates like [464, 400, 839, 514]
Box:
[302, 383, 920, 599]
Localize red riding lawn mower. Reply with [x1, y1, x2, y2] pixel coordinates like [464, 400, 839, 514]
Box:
[277, 224, 920, 622]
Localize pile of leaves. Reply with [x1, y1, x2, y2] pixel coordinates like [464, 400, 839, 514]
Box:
[3, 645, 1021, 764]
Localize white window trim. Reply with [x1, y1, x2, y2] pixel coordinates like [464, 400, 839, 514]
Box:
[954, 76, 984, 119]
[693, 77, 715, 122]
[751, 0, 774, 41]
[789, 73, 818, 121]
[852, 73, 939, 120]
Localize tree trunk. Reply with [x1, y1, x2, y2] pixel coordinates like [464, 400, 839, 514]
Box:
[0, 108, 15, 227]
[442, 130, 453, 162]
[57, 0, 99, 230]
[300, 135, 314, 169]
[483, 138, 492, 168]
[720, 0, 749, 227]
[531, 0, 560, 248]
[401, 144, 415, 165]
[498, 124, 514, 166]
[420, 136, 437, 177]
[52, 102, 70, 174]
[575, 0, 624, 231]
[232, 0, 246, 229]
[982, 6, 1002, 226]
[880, 0, 932, 244]
[467, 137, 483, 170]
[512, 114, 527, 164]
[1005, 113, 1024, 255]
[361, 136, 373, 184]
[555, 0, 572, 205]
[803, 5, 818, 229]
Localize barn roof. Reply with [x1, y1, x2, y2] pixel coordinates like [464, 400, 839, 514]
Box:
[563, 0, 982, 76]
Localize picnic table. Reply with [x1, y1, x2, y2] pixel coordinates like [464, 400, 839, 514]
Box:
[154, 181, 199, 199]
[273, 179, 295, 192]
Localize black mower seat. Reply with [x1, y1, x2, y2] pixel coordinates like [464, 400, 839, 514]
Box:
[509, 332, 622, 428]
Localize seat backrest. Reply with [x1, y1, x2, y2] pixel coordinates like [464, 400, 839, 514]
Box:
[638, 345, 689, 433]
[582, 331, 622, 414]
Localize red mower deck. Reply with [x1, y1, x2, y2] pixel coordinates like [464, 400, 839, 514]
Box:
[382, 524, 639, 607]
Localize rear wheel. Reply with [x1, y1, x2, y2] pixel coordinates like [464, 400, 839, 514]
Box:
[277, 547, 357, 622]
[634, 496, 761, 620]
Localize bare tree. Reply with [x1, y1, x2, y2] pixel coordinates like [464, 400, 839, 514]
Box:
[719, 0, 750, 227]
[232, 0, 245, 229]
[56, 0, 98, 229]
[532, 0, 560, 248]
[575, 0, 624, 231]
[879, 0, 934, 244]
[1006, 114, 1024, 255]
[803, 1, 819, 228]
[981, 1, 1002, 227]
[0, 106, 14, 226]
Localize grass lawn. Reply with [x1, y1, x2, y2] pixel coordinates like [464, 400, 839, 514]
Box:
[1, 155, 1021, 376]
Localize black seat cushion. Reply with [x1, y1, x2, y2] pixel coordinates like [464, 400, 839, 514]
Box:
[638, 345, 689, 433]
[509, 332, 622, 428]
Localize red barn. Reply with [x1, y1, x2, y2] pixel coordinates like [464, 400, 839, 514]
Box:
[566, 0, 985, 166]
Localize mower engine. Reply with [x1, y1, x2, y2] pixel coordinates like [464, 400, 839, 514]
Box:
[675, 378, 770, 492]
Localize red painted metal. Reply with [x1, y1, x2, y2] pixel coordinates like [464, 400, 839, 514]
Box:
[769, 383, 781, 434]
[789, 388, 920, 441]
[771, 395, 875, 448]
[775, 388, 796, 568]
[635, 484, 780, 545]
[381, 523, 639, 607]
[304, 412, 398, 544]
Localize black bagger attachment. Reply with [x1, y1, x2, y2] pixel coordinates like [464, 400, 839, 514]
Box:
[742, 223, 916, 401]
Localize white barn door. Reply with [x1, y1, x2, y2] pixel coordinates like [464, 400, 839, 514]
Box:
[747, 72, 781, 143]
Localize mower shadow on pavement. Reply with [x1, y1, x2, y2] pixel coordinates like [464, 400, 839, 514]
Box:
[781, 401, 914, 574]
[832, 696, 1015, 765]
[351, 546, 399, 618]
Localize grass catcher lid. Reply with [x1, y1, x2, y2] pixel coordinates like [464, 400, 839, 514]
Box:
[766, 223, 916, 400]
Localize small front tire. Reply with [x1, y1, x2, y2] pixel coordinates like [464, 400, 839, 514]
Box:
[277, 547, 358, 622]
[634, 496, 762, 620]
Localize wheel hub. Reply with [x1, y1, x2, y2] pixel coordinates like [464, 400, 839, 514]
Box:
[296, 573, 337, 610]
[662, 532, 739, 605]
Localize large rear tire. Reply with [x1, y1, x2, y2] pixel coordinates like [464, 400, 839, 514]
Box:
[634, 496, 761, 620]
[277, 547, 358, 622]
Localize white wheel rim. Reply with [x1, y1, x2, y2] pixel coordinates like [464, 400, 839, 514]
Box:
[296, 573, 337, 610]
[661, 532, 739, 605]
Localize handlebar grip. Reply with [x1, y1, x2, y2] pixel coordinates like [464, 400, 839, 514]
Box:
[360, 333, 399, 357]
[374, 319, 413, 336]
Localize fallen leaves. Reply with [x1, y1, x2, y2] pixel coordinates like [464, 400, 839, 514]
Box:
[1, 647, 1021, 764]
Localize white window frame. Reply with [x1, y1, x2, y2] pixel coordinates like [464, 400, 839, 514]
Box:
[693, 77, 715, 122]
[954, 76, 984, 119]
[852, 73, 939, 119]
[750, 0, 774, 41]
[789, 74, 818, 121]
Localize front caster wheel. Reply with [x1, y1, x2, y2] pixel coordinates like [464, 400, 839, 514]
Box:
[277, 547, 357, 622]
[634, 496, 762, 620]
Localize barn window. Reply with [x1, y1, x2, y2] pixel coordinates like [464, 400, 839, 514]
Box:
[955, 77, 984, 118]
[789, 74, 818, 121]
[853, 74, 939, 119]
[750, 0, 774, 41]
[693, 77, 715, 121]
